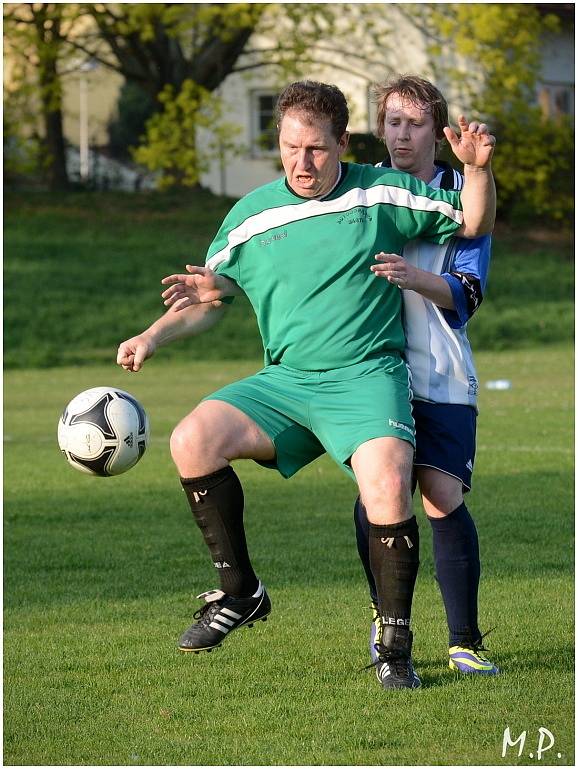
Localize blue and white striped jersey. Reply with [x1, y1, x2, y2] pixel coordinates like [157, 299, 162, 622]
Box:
[377, 161, 491, 407]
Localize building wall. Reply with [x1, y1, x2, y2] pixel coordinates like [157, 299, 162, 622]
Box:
[61, 65, 123, 148]
[48, 5, 574, 196]
[198, 5, 432, 197]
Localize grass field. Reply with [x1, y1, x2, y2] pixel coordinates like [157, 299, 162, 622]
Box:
[4, 345, 574, 766]
[4, 190, 574, 368]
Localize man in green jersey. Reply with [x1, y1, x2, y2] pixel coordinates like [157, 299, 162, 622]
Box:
[117, 81, 496, 689]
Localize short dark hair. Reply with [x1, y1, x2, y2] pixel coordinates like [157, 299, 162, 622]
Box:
[373, 74, 449, 147]
[275, 81, 349, 139]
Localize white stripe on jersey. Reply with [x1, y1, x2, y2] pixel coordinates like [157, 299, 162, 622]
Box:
[402, 166, 480, 407]
[207, 184, 463, 270]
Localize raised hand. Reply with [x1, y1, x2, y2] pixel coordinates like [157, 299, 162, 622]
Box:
[161, 264, 226, 309]
[444, 116, 496, 169]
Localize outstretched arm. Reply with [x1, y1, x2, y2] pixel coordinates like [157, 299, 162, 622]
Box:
[444, 116, 496, 238]
[116, 302, 228, 372]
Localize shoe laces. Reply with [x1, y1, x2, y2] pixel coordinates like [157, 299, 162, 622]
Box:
[462, 626, 496, 654]
[363, 641, 412, 678]
[192, 600, 222, 626]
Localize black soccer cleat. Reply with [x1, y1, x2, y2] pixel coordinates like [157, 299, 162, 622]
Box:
[178, 582, 271, 653]
[369, 624, 421, 689]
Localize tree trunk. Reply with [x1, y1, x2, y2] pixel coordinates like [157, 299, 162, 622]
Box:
[34, 4, 69, 190]
[42, 99, 69, 191]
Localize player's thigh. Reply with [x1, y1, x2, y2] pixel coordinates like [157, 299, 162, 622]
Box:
[417, 466, 464, 517]
[179, 399, 276, 460]
[204, 368, 325, 478]
[311, 355, 415, 476]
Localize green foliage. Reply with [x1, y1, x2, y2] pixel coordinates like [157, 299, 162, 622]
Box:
[345, 133, 384, 165]
[3, 190, 573, 370]
[491, 112, 573, 224]
[3, 347, 574, 764]
[425, 3, 573, 223]
[3, 3, 81, 188]
[3, 91, 41, 181]
[132, 80, 243, 189]
[107, 81, 158, 161]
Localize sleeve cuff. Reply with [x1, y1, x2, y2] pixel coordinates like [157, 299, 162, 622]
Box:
[441, 273, 469, 328]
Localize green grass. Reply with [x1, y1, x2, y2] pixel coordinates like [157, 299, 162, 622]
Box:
[3, 190, 574, 368]
[4, 345, 574, 765]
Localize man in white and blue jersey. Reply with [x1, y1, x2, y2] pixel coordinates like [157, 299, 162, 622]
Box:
[117, 81, 497, 690]
[353, 75, 499, 677]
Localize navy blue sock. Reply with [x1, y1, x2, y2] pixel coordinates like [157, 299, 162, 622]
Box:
[428, 502, 481, 646]
[353, 496, 378, 603]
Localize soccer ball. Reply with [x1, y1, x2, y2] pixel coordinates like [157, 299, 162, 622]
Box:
[58, 387, 149, 477]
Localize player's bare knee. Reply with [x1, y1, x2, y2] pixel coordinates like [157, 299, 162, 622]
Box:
[418, 468, 463, 516]
[362, 470, 412, 522]
[170, 409, 220, 474]
[170, 418, 197, 464]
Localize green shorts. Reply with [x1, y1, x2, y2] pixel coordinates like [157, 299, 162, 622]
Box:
[204, 355, 415, 479]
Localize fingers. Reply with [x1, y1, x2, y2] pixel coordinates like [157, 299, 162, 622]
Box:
[186, 264, 207, 275]
[161, 273, 190, 286]
[132, 343, 148, 372]
[117, 339, 149, 372]
[161, 283, 185, 302]
[374, 252, 403, 263]
[162, 284, 199, 306]
[456, 115, 492, 137]
[116, 342, 131, 367]
[117, 346, 138, 372]
[371, 265, 405, 287]
[443, 125, 458, 148]
[371, 253, 406, 287]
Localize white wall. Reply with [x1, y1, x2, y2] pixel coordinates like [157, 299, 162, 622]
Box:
[199, 5, 433, 197]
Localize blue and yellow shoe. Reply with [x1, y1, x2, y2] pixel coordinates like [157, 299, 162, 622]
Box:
[369, 601, 382, 665]
[449, 641, 499, 675]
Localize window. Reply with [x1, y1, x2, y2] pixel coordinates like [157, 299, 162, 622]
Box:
[538, 82, 575, 118]
[251, 90, 279, 156]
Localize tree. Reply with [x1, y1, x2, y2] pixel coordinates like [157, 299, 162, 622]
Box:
[107, 80, 157, 161]
[3, 3, 77, 190]
[131, 79, 243, 188]
[68, 3, 396, 187]
[414, 3, 573, 222]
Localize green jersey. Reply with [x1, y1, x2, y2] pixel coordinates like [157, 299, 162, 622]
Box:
[206, 162, 462, 370]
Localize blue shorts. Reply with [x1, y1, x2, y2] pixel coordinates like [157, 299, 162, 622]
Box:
[412, 401, 477, 491]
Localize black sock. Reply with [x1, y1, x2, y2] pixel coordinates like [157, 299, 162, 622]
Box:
[353, 496, 378, 603]
[369, 516, 420, 629]
[428, 502, 481, 646]
[181, 466, 259, 598]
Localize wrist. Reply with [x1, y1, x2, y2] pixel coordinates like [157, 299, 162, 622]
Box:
[463, 162, 492, 174]
[214, 274, 230, 297]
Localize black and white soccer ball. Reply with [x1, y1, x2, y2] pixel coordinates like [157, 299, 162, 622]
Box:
[58, 387, 150, 477]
